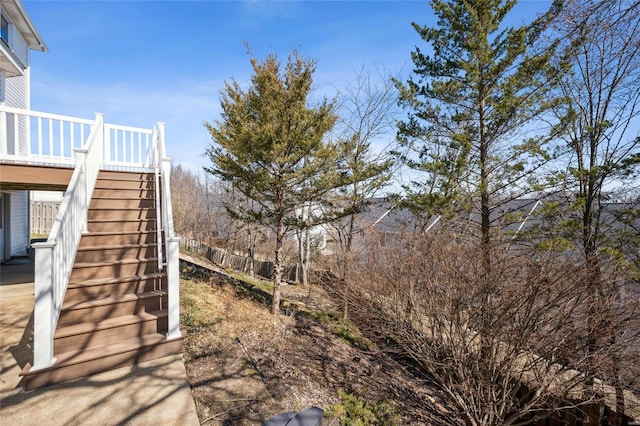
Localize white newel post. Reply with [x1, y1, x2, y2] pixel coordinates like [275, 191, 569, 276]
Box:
[31, 241, 57, 370]
[166, 236, 181, 339]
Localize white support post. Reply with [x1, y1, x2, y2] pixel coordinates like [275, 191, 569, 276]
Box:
[166, 237, 181, 339]
[156, 122, 166, 158]
[161, 158, 174, 232]
[93, 113, 104, 166]
[0, 110, 6, 156]
[74, 148, 88, 233]
[31, 241, 57, 370]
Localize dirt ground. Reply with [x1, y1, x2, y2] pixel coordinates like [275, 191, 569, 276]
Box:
[179, 254, 457, 425]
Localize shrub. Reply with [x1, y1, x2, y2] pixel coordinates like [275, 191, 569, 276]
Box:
[326, 390, 399, 425]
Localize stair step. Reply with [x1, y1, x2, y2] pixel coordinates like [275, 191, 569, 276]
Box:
[65, 273, 166, 301]
[79, 231, 158, 247]
[70, 258, 158, 281]
[88, 219, 157, 232]
[54, 311, 168, 354]
[75, 243, 158, 262]
[21, 332, 183, 390]
[90, 197, 156, 209]
[59, 291, 167, 326]
[97, 171, 155, 181]
[88, 208, 158, 220]
[95, 179, 155, 190]
[67, 272, 166, 288]
[92, 187, 156, 199]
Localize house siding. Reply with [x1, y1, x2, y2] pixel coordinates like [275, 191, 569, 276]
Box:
[4, 23, 30, 155]
[9, 190, 29, 256]
[9, 18, 29, 66]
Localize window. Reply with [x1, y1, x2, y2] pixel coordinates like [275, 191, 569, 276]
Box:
[1, 14, 8, 45]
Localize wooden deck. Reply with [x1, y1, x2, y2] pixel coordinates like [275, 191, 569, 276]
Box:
[0, 163, 73, 191]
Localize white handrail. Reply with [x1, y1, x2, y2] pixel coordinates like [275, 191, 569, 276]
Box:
[30, 113, 104, 370]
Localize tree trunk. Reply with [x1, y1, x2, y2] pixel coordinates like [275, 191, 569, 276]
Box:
[479, 101, 491, 275]
[298, 227, 310, 286]
[303, 227, 310, 285]
[341, 215, 356, 320]
[272, 219, 285, 315]
[247, 225, 255, 276]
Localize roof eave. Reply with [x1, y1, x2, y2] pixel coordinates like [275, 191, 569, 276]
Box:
[3, 0, 47, 52]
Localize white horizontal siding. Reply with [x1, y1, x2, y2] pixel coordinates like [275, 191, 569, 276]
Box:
[4, 68, 29, 155]
[10, 190, 29, 256]
[9, 21, 29, 66]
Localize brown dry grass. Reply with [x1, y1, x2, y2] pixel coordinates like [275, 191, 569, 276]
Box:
[180, 255, 457, 425]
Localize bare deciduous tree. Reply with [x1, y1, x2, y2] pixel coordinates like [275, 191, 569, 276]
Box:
[171, 165, 225, 243]
[324, 65, 397, 319]
[346, 232, 640, 425]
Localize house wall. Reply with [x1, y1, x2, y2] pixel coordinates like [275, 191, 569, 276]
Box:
[0, 3, 32, 258]
[9, 190, 28, 256]
[1, 6, 30, 155]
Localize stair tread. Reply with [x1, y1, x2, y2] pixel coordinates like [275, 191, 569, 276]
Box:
[21, 333, 180, 376]
[55, 311, 168, 339]
[91, 196, 156, 200]
[89, 206, 156, 211]
[97, 175, 154, 182]
[77, 243, 157, 252]
[84, 230, 156, 236]
[61, 291, 167, 311]
[68, 272, 165, 287]
[88, 218, 157, 222]
[93, 186, 155, 190]
[73, 257, 158, 268]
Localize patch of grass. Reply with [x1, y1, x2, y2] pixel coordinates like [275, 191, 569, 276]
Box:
[326, 390, 400, 426]
[309, 312, 373, 350]
[180, 278, 223, 330]
[229, 270, 274, 292]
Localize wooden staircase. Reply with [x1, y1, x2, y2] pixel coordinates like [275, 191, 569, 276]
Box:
[21, 171, 183, 390]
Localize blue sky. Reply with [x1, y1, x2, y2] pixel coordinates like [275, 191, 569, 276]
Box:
[24, 0, 552, 175]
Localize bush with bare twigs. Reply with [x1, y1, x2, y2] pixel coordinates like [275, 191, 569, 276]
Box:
[345, 232, 640, 426]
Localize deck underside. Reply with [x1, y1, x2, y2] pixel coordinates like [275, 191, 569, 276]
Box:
[0, 163, 73, 191]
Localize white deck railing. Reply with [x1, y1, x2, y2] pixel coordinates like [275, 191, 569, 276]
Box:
[0, 106, 181, 370]
[0, 106, 93, 166]
[104, 123, 155, 170]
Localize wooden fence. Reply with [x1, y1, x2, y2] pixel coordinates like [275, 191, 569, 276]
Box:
[31, 201, 61, 235]
[180, 237, 304, 283]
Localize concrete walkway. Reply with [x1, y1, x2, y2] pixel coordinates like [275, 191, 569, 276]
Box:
[0, 354, 199, 426]
[0, 258, 200, 425]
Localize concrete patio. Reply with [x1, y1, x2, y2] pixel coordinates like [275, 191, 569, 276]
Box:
[0, 252, 199, 425]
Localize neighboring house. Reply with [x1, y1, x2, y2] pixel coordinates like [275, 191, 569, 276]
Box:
[0, 0, 182, 390]
[0, 0, 46, 262]
[323, 196, 639, 254]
